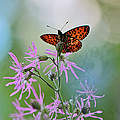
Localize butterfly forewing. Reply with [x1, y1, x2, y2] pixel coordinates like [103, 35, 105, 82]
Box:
[40, 34, 59, 46]
[64, 25, 90, 40]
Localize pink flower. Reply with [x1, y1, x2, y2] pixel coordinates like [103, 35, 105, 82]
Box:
[34, 112, 41, 120]
[4, 52, 37, 100]
[44, 49, 85, 83]
[10, 99, 24, 120]
[46, 93, 64, 120]
[10, 84, 45, 119]
[34, 111, 49, 120]
[31, 84, 44, 107]
[74, 98, 103, 120]
[24, 42, 46, 69]
[76, 80, 104, 107]
[59, 98, 103, 120]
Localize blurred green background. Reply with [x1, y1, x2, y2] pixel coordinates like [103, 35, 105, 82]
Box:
[0, 0, 120, 119]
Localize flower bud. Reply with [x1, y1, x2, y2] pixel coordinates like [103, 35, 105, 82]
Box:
[30, 99, 41, 111]
[81, 107, 90, 114]
[38, 56, 49, 61]
[47, 71, 57, 81]
[58, 101, 69, 111]
[76, 108, 80, 115]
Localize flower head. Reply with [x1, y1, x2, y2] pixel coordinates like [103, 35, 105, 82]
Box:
[46, 93, 64, 120]
[10, 84, 47, 119]
[24, 42, 46, 69]
[74, 98, 103, 120]
[59, 98, 103, 120]
[44, 49, 85, 83]
[4, 52, 37, 99]
[10, 99, 24, 120]
[76, 80, 104, 107]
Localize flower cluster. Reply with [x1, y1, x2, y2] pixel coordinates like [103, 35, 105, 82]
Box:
[10, 82, 104, 120]
[4, 52, 37, 100]
[4, 42, 104, 120]
[10, 84, 48, 120]
[44, 49, 85, 83]
[76, 80, 104, 108]
[59, 80, 104, 120]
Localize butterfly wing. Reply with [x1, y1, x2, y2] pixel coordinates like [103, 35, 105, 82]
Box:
[62, 37, 82, 53]
[40, 34, 59, 46]
[61, 25, 90, 53]
[64, 25, 90, 40]
[40, 25, 90, 53]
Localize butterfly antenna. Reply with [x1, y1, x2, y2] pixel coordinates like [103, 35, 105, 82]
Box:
[46, 25, 58, 31]
[61, 21, 69, 31]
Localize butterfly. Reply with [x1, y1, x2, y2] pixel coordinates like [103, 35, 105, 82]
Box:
[40, 25, 90, 53]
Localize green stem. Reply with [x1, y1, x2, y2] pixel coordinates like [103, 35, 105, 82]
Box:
[31, 72, 57, 92]
[57, 90, 68, 120]
[56, 52, 61, 88]
[53, 79, 68, 120]
[55, 51, 68, 120]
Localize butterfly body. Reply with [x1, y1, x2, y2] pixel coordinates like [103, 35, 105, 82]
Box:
[40, 25, 90, 53]
[57, 30, 65, 42]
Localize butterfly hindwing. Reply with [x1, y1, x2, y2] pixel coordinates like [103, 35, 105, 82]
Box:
[64, 25, 90, 40]
[40, 34, 59, 46]
[62, 37, 82, 53]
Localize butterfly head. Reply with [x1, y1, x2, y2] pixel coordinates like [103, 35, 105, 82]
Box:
[58, 30, 63, 36]
[58, 30, 63, 42]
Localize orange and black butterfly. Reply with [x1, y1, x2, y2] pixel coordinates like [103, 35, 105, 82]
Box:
[40, 24, 90, 53]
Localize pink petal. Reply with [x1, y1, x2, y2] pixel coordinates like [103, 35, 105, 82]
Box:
[10, 88, 20, 96]
[4, 76, 16, 80]
[71, 63, 85, 72]
[26, 88, 31, 99]
[32, 42, 37, 56]
[9, 52, 21, 67]
[6, 81, 17, 86]
[68, 65, 79, 79]
[24, 52, 33, 57]
[31, 86, 39, 100]
[9, 66, 18, 71]
[43, 63, 54, 72]
[76, 100, 81, 110]
[63, 65, 68, 83]
[79, 81, 87, 91]
[39, 84, 43, 105]
[46, 49, 56, 53]
[92, 95, 97, 107]
[45, 52, 56, 57]
[76, 90, 89, 94]
[19, 88, 24, 100]
[24, 100, 32, 108]
[89, 116, 103, 120]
